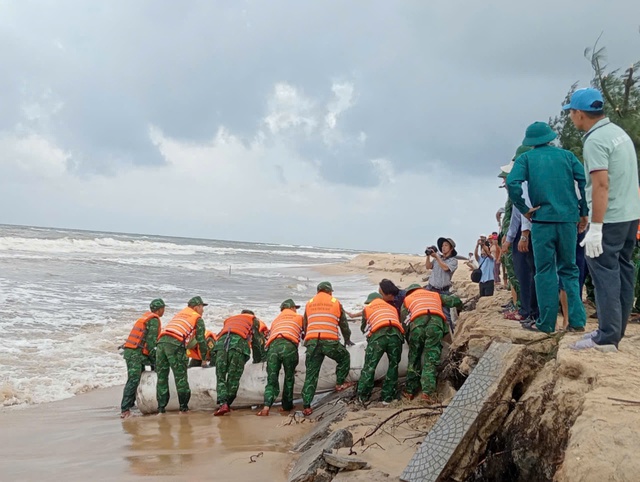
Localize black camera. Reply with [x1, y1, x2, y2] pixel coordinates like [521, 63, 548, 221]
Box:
[425, 245, 438, 256]
[484, 241, 491, 248]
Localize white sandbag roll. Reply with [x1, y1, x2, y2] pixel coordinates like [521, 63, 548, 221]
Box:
[136, 340, 409, 414]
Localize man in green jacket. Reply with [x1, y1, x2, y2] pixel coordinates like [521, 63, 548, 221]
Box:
[357, 292, 404, 404]
[213, 309, 264, 416]
[507, 122, 589, 333]
[401, 284, 463, 402]
[156, 296, 208, 414]
[120, 298, 165, 418]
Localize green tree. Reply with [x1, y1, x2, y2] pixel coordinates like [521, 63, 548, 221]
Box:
[550, 35, 640, 165]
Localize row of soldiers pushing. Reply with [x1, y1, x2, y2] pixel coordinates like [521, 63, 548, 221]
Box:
[119, 280, 463, 418]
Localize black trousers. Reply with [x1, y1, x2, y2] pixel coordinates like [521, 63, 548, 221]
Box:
[479, 280, 495, 297]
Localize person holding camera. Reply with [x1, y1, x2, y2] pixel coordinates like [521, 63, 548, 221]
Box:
[475, 237, 496, 297]
[424, 237, 458, 331]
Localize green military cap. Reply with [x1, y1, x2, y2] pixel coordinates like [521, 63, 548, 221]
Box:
[522, 122, 557, 147]
[280, 299, 301, 310]
[149, 299, 165, 311]
[241, 309, 255, 315]
[317, 281, 333, 293]
[405, 283, 423, 294]
[188, 296, 208, 307]
[514, 144, 532, 158]
[364, 292, 382, 305]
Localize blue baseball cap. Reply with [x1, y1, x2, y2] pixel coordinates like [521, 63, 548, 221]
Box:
[562, 88, 604, 112]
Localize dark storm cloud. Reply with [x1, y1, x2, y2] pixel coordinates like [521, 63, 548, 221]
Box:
[1, 0, 639, 180]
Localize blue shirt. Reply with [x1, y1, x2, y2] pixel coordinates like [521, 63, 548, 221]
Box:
[479, 255, 495, 283]
[392, 290, 407, 316]
[506, 183, 532, 243]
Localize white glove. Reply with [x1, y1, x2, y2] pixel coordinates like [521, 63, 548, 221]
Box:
[580, 223, 603, 258]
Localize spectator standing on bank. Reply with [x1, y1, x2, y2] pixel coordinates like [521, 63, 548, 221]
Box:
[490, 233, 502, 286]
[564, 88, 640, 351]
[498, 169, 521, 308]
[507, 122, 588, 334]
[425, 237, 459, 332]
[475, 237, 496, 297]
[501, 148, 539, 324]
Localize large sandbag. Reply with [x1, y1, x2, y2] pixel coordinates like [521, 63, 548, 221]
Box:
[136, 341, 409, 414]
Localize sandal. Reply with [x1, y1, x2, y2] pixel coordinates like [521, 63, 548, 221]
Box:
[335, 381, 355, 392]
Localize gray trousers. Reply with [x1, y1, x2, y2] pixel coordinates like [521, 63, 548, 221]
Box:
[586, 220, 638, 347]
[425, 285, 454, 333]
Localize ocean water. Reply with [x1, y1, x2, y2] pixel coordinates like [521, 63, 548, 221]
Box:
[0, 225, 372, 407]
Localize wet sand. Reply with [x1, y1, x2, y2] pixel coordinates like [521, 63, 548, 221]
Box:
[0, 386, 309, 481]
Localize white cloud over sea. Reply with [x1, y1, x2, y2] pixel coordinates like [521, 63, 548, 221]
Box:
[0, 80, 503, 252]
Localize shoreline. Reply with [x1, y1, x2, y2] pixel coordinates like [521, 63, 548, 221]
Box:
[5, 252, 640, 481]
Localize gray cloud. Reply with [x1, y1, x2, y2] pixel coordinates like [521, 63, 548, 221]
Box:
[1, 0, 639, 184]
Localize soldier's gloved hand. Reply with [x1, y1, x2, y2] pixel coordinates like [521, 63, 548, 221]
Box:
[580, 223, 604, 258]
[344, 340, 355, 347]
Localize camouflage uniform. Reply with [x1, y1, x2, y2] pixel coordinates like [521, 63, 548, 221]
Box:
[301, 287, 352, 410]
[156, 317, 207, 413]
[252, 334, 267, 364]
[402, 294, 462, 397]
[120, 348, 153, 412]
[120, 316, 159, 413]
[214, 318, 263, 406]
[501, 198, 520, 298]
[357, 326, 404, 402]
[188, 336, 217, 367]
[263, 338, 299, 410]
[301, 339, 351, 408]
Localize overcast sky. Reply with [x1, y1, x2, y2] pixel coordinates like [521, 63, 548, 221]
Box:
[1, 1, 639, 253]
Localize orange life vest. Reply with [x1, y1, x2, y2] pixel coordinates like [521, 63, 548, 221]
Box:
[403, 289, 446, 322]
[186, 330, 217, 360]
[304, 291, 342, 341]
[258, 319, 269, 336]
[221, 313, 254, 340]
[363, 298, 404, 337]
[123, 311, 161, 355]
[266, 309, 304, 347]
[160, 307, 201, 346]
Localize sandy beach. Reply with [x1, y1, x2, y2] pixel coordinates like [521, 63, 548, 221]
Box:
[0, 385, 310, 481]
[3, 252, 640, 482]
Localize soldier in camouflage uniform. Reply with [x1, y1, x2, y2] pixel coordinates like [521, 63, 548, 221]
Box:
[501, 197, 520, 300]
[257, 299, 303, 416]
[120, 298, 165, 418]
[357, 292, 405, 403]
[498, 154, 525, 310]
[156, 296, 208, 413]
[401, 284, 463, 402]
[301, 281, 354, 416]
[213, 309, 264, 416]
